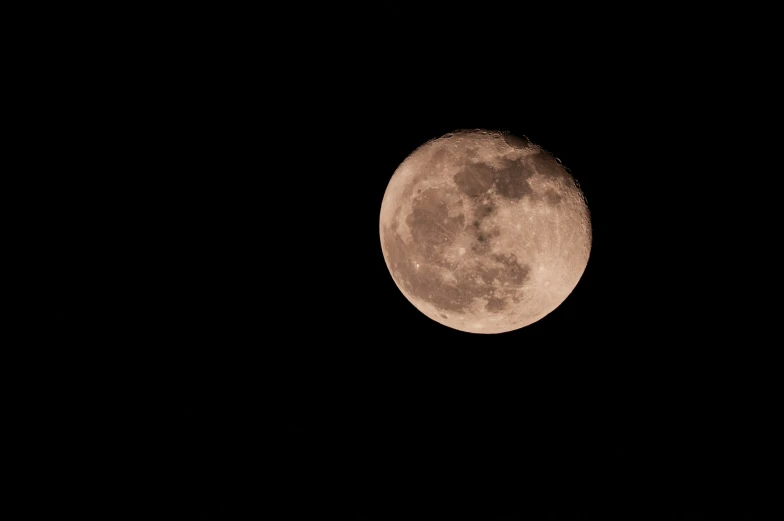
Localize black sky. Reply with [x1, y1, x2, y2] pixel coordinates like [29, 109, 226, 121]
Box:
[31, 10, 780, 521]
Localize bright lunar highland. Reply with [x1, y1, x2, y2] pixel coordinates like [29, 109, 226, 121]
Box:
[379, 130, 591, 334]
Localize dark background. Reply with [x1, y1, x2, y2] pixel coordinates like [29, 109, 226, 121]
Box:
[24, 7, 779, 521]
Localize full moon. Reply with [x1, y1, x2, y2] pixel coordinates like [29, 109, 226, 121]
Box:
[379, 130, 591, 334]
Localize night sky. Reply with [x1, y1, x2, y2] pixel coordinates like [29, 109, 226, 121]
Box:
[31, 10, 777, 521]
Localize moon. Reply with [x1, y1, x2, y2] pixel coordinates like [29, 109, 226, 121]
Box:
[379, 129, 591, 334]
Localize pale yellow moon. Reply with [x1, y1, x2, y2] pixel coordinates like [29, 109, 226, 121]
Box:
[379, 129, 591, 334]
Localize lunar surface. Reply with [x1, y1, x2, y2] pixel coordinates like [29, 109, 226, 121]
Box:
[379, 130, 591, 334]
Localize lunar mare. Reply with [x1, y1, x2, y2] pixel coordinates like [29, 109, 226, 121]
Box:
[379, 130, 591, 334]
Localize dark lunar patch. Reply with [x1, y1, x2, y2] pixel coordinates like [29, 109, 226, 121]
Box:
[475, 201, 495, 219]
[492, 252, 518, 264]
[399, 260, 508, 314]
[416, 270, 472, 311]
[427, 147, 450, 173]
[453, 162, 495, 197]
[405, 187, 464, 262]
[493, 158, 535, 200]
[382, 225, 411, 291]
[384, 204, 531, 315]
[486, 297, 509, 312]
[384, 225, 530, 314]
[397, 167, 432, 225]
[477, 265, 500, 285]
[503, 134, 532, 150]
[409, 264, 476, 313]
[490, 253, 530, 286]
[455, 158, 536, 202]
[471, 241, 491, 255]
[544, 189, 563, 205]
